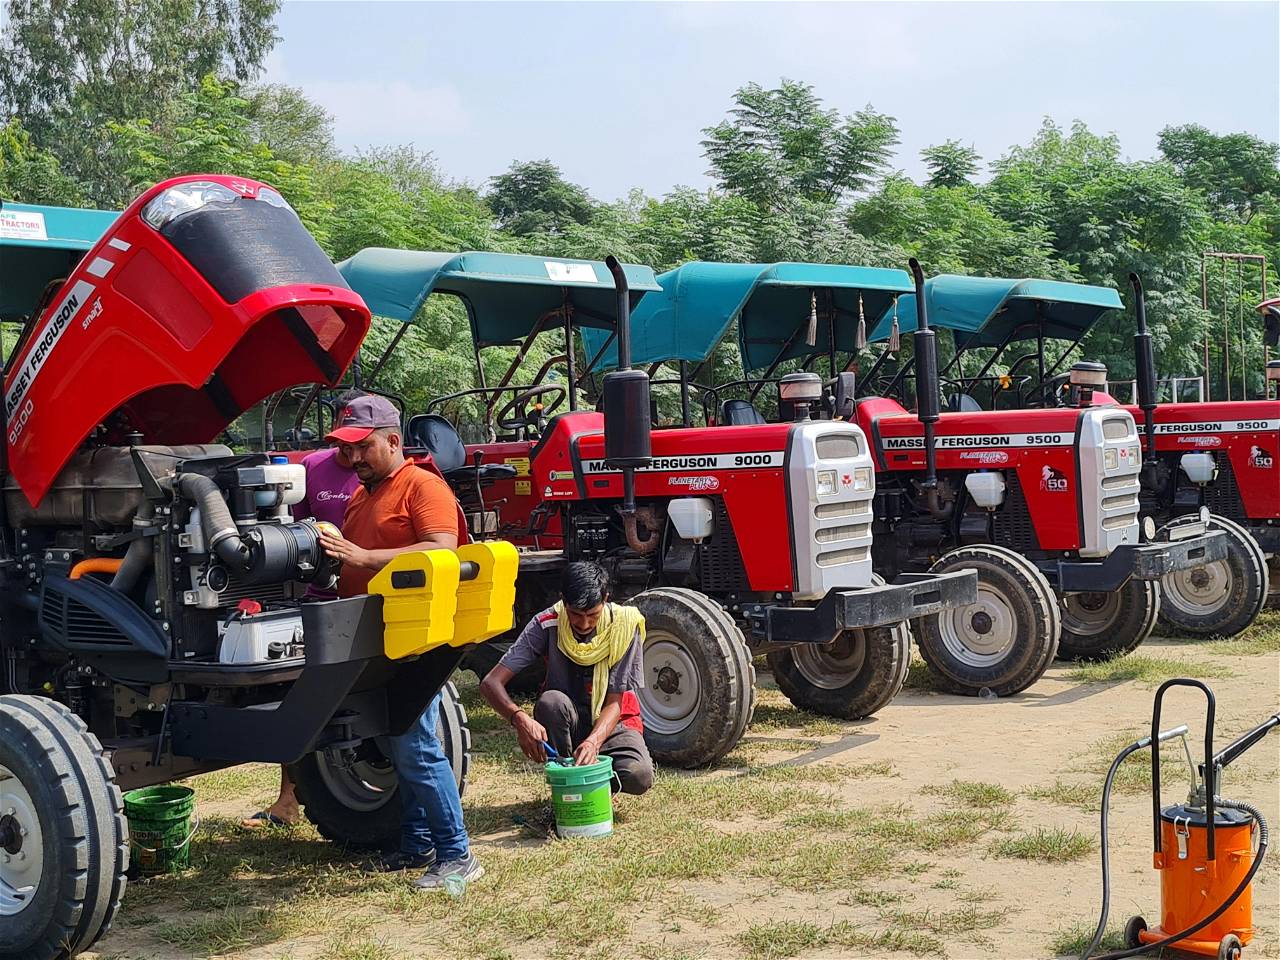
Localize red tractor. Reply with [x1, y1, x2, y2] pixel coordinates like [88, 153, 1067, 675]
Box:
[335, 248, 977, 767]
[0, 181, 517, 959]
[579, 259, 1229, 696]
[871, 272, 1272, 639]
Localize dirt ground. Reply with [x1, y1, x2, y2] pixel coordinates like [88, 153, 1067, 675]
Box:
[87, 626, 1279, 960]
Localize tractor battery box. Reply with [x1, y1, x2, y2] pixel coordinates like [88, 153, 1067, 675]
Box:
[218, 604, 304, 664]
[568, 513, 611, 559]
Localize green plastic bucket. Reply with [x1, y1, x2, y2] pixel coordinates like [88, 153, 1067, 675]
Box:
[124, 785, 197, 875]
[545, 756, 614, 839]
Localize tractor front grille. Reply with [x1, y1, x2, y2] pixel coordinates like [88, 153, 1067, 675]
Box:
[1205, 453, 1246, 520]
[699, 498, 749, 593]
[991, 471, 1040, 552]
[41, 593, 132, 647]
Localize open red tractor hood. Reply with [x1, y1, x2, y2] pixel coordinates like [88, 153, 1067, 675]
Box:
[3, 174, 371, 506]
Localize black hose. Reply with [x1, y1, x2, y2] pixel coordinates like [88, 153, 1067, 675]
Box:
[1080, 739, 1147, 959]
[176, 473, 252, 571]
[1087, 798, 1268, 960]
[110, 502, 155, 593]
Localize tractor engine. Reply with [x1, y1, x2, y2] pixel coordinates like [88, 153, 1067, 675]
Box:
[3, 445, 338, 699]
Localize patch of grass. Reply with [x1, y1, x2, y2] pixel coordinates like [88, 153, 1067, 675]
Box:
[990, 826, 1095, 863]
[922, 779, 1015, 808]
[1067, 653, 1234, 685]
[154, 905, 297, 954]
[883, 905, 1009, 937]
[318, 933, 404, 960]
[1025, 779, 1099, 811]
[1200, 627, 1280, 656]
[902, 654, 936, 691]
[734, 920, 946, 960]
[843, 888, 910, 908]
[184, 763, 280, 803]
[1048, 922, 1127, 956]
[1073, 732, 1190, 795]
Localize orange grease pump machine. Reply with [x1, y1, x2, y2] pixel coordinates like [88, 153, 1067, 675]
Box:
[1082, 679, 1278, 960]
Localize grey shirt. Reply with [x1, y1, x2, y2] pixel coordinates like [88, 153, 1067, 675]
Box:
[499, 605, 645, 712]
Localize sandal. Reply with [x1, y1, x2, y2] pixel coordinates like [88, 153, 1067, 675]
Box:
[240, 810, 295, 830]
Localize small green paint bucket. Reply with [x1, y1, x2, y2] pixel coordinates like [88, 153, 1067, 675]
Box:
[124, 785, 197, 875]
[545, 756, 614, 839]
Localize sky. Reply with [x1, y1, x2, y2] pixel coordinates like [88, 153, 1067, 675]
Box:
[266, 1, 1280, 200]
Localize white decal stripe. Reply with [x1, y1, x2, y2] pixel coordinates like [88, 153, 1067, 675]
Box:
[85, 256, 114, 278]
[4, 278, 95, 416]
[581, 451, 784, 474]
[882, 432, 1075, 450]
[107, 237, 131, 251]
[1155, 420, 1280, 434]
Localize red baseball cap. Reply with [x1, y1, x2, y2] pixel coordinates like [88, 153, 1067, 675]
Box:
[326, 394, 401, 443]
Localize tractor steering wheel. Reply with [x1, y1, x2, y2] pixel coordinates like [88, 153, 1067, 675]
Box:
[495, 384, 567, 434]
[1027, 373, 1071, 408]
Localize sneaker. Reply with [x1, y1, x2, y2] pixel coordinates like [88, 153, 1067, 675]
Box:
[365, 849, 436, 873]
[412, 850, 484, 892]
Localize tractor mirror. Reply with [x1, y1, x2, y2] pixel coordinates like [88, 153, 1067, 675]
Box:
[830, 372, 857, 420]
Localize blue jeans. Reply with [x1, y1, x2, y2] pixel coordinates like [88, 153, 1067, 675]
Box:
[387, 691, 469, 861]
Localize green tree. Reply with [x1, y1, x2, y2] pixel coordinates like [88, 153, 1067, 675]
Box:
[1158, 124, 1280, 223]
[0, 119, 84, 204]
[701, 80, 899, 207]
[486, 160, 596, 237]
[921, 140, 981, 188]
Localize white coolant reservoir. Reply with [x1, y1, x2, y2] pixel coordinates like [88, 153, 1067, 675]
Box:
[1179, 453, 1218, 485]
[668, 497, 715, 542]
[964, 472, 1006, 509]
[218, 605, 304, 663]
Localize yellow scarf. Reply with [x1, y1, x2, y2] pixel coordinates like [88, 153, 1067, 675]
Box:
[555, 601, 645, 721]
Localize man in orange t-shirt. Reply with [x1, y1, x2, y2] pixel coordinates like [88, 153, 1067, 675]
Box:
[317, 395, 481, 892]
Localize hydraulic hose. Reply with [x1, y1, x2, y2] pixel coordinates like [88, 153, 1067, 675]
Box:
[1081, 724, 1188, 960]
[175, 473, 252, 571]
[1086, 797, 1268, 960]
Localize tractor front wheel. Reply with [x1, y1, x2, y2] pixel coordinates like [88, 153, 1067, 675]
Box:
[0, 695, 128, 960]
[632, 588, 755, 769]
[1057, 580, 1159, 661]
[1158, 514, 1267, 639]
[290, 682, 470, 850]
[768, 577, 911, 719]
[913, 545, 1059, 697]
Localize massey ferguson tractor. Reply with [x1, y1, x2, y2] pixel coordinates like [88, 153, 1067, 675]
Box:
[870, 272, 1271, 640]
[0, 179, 518, 960]
[335, 248, 978, 768]
[580, 259, 1228, 695]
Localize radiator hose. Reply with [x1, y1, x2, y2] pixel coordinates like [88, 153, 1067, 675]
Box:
[109, 502, 155, 593]
[176, 473, 252, 572]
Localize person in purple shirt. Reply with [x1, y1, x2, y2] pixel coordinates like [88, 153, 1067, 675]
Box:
[241, 430, 360, 829]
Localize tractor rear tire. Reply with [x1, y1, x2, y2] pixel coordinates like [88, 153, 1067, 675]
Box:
[461, 640, 544, 697]
[290, 682, 470, 850]
[632, 587, 755, 769]
[912, 545, 1059, 697]
[768, 577, 911, 719]
[0, 695, 128, 960]
[1158, 514, 1268, 639]
[1057, 579, 1159, 661]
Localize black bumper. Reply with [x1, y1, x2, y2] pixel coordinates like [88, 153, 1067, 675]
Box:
[1038, 530, 1229, 593]
[743, 570, 978, 646]
[1248, 523, 1280, 556]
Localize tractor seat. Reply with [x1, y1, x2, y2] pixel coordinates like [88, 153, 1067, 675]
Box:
[721, 399, 766, 425]
[405, 414, 516, 482]
[947, 393, 982, 412]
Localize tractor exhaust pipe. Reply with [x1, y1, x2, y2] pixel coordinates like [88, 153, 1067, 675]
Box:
[1129, 273, 1158, 457]
[602, 256, 654, 550]
[909, 259, 946, 518]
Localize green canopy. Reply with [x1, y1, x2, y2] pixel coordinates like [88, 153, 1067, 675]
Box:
[870, 275, 1123, 349]
[581, 261, 913, 372]
[0, 201, 119, 322]
[335, 247, 660, 348]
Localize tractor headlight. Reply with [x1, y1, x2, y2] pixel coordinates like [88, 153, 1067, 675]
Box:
[816, 470, 838, 497]
[1142, 516, 1157, 542]
[142, 180, 241, 230]
[852, 467, 872, 491]
[1104, 448, 1119, 471]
